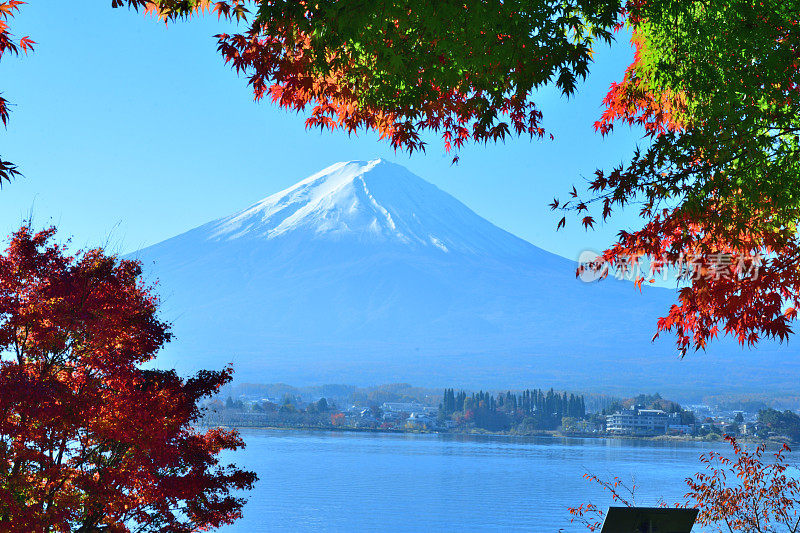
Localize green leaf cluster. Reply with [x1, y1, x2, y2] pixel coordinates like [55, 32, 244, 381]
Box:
[254, 0, 621, 130]
[631, 0, 800, 235]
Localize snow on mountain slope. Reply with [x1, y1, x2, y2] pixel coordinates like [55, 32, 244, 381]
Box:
[184, 159, 545, 258]
[134, 160, 799, 398]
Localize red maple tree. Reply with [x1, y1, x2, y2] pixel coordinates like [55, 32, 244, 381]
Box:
[0, 225, 256, 532]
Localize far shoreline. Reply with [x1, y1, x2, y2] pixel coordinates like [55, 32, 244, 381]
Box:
[201, 423, 796, 447]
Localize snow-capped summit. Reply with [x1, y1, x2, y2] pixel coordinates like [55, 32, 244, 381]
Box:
[134, 160, 797, 397]
[203, 159, 534, 258]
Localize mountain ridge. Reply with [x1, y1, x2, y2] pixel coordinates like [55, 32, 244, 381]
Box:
[149, 159, 552, 261]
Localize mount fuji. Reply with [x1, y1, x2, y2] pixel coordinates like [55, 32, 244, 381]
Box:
[134, 160, 799, 398]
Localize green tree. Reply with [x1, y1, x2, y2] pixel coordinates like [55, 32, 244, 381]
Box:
[316, 398, 329, 412]
[758, 409, 800, 442]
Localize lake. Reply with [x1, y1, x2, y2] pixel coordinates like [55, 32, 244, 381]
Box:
[219, 430, 794, 532]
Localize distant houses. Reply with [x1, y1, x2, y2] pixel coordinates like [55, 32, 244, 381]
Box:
[405, 412, 436, 429]
[382, 402, 437, 416]
[201, 387, 800, 442]
[382, 402, 437, 430]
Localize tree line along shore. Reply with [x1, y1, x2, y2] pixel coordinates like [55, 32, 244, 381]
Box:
[201, 387, 800, 444]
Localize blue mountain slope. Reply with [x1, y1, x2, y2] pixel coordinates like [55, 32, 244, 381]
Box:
[134, 160, 798, 398]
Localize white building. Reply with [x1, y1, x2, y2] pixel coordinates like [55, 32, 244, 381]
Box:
[607, 407, 680, 436]
[405, 412, 435, 429]
[382, 402, 437, 415]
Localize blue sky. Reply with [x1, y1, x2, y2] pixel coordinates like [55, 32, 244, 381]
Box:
[2, 3, 645, 260]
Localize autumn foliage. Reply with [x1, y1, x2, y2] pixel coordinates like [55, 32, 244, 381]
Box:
[566, 1, 800, 353]
[569, 435, 800, 532]
[209, 0, 620, 158]
[0, 226, 256, 532]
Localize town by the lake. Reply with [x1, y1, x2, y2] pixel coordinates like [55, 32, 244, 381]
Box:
[203, 384, 800, 445]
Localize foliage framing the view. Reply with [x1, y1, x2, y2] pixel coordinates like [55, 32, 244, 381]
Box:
[0, 226, 256, 532]
[570, 0, 800, 354]
[140, 0, 619, 152]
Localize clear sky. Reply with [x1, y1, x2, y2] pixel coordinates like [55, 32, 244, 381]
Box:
[2, 3, 646, 260]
